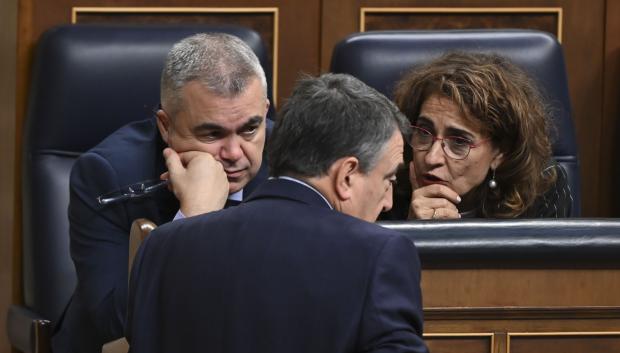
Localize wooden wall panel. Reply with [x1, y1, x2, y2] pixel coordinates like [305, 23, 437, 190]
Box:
[424, 314, 620, 353]
[560, 0, 605, 217]
[600, 1, 620, 217]
[322, 0, 606, 217]
[362, 8, 560, 39]
[508, 333, 620, 353]
[425, 334, 493, 353]
[1, 0, 18, 351]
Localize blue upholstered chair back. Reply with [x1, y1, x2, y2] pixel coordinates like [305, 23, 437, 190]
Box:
[21, 24, 273, 326]
[330, 29, 580, 216]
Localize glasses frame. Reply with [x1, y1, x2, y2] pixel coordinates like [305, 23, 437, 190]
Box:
[409, 125, 489, 160]
[96, 179, 170, 206]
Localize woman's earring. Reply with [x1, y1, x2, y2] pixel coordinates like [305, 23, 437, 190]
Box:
[488, 169, 498, 189]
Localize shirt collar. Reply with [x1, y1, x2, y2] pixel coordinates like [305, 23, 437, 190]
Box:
[228, 189, 243, 201]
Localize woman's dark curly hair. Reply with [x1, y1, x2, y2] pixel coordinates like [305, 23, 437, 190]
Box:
[394, 52, 556, 218]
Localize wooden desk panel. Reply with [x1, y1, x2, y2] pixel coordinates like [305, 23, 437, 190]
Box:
[508, 333, 620, 353]
[421, 268, 620, 308]
[420, 267, 620, 353]
[425, 334, 493, 353]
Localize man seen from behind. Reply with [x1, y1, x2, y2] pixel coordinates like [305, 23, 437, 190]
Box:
[127, 73, 429, 353]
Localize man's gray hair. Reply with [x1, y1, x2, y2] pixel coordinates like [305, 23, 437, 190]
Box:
[268, 73, 410, 177]
[161, 32, 267, 116]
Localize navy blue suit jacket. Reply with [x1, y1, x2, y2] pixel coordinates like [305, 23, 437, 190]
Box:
[52, 118, 270, 353]
[127, 178, 428, 353]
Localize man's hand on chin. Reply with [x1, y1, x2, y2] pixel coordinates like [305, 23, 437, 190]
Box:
[162, 147, 229, 217]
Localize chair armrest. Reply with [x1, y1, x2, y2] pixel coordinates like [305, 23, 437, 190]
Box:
[105, 218, 157, 353]
[6, 305, 52, 353]
[128, 218, 157, 275]
[101, 337, 129, 353]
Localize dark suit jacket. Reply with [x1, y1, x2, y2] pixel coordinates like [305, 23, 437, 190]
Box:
[52, 118, 270, 353]
[127, 178, 428, 353]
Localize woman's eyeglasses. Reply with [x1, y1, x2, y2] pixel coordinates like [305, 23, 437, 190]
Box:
[410, 125, 488, 160]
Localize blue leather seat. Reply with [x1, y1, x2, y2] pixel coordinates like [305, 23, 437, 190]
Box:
[330, 29, 580, 216]
[8, 23, 273, 353]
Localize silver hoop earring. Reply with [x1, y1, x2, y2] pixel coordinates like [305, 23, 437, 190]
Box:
[488, 169, 498, 189]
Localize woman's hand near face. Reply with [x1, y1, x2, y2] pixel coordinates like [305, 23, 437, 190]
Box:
[408, 161, 461, 219]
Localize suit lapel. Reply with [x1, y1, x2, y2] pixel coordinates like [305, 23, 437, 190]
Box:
[224, 199, 242, 208]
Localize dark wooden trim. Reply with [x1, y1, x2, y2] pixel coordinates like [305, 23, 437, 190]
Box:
[425, 306, 620, 320]
[359, 7, 563, 42]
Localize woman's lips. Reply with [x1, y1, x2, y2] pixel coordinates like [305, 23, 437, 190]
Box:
[419, 173, 447, 186]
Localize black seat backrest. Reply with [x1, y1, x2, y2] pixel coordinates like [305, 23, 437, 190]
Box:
[330, 29, 580, 216]
[21, 24, 273, 324]
[380, 219, 620, 267]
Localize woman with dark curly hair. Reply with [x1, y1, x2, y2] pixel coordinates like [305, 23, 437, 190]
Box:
[391, 52, 572, 219]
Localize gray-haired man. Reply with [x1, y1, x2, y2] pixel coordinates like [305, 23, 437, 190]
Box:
[127, 73, 428, 353]
[52, 33, 270, 353]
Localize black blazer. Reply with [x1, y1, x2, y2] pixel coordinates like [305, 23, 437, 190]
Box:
[52, 117, 270, 353]
[127, 178, 428, 353]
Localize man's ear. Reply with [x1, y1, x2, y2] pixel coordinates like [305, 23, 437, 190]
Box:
[264, 98, 270, 117]
[333, 157, 361, 201]
[156, 109, 171, 144]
